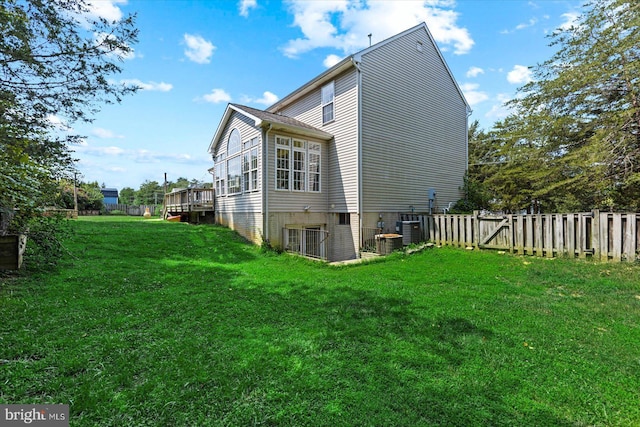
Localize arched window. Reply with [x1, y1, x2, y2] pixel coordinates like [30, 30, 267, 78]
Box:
[227, 128, 241, 156]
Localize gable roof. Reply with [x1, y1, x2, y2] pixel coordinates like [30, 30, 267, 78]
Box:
[267, 22, 470, 114]
[208, 104, 333, 154]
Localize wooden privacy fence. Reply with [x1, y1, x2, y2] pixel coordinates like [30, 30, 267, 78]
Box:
[104, 204, 159, 216]
[426, 210, 639, 262]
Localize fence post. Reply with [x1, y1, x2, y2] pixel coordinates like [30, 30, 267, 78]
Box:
[515, 215, 524, 255]
[525, 214, 533, 255]
[534, 214, 543, 257]
[508, 214, 515, 253]
[465, 215, 473, 248]
[544, 214, 553, 258]
[473, 211, 480, 249]
[592, 210, 600, 260]
[600, 211, 609, 262]
[555, 214, 564, 257]
[624, 213, 636, 262]
[566, 214, 575, 258]
[612, 213, 622, 262]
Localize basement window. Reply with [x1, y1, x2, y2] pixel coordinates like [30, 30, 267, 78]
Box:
[338, 213, 350, 225]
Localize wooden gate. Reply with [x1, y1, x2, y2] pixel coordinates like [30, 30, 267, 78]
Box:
[477, 215, 511, 250]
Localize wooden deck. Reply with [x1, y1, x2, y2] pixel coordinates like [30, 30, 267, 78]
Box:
[163, 188, 214, 220]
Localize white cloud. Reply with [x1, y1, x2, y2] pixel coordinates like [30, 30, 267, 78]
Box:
[85, 0, 126, 22]
[202, 88, 232, 104]
[558, 12, 579, 31]
[256, 91, 279, 105]
[239, 0, 257, 17]
[466, 66, 484, 78]
[74, 143, 198, 164]
[120, 79, 173, 92]
[76, 145, 126, 156]
[459, 83, 488, 106]
[507, 65, 533, 84]
[485, 93, 512, 120]
[516, 18, 537, 30]
[91, 127, 124, 139]
[75, 0, 127, 29]
[282, 0, 473, 58]
[47, 114, 72, 131]
[242, 91, 279, 106]
[134, 150, 194, 164]
[501, 17, 537, 34]
[183, 34, 215, 64]
[323, 54, 343, 68]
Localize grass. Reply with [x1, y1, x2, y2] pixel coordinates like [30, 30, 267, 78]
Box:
[1, 216, 639, 426]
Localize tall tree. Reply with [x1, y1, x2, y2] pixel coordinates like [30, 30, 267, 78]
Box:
[1, 0, 138, 228]
[451, 120, 497, 212]
[489, 0, 640, 212]
[0, 0, 137, 265]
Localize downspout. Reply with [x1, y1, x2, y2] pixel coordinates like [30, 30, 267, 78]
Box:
[263, 123, 272, 243]
[352, 56, 363, 256]
[466, 106, 472, 174]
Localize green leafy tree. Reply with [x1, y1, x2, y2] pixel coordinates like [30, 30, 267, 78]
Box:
[135, 180, 163, 205]
[170, 177, 191, 191]
[489, 0, 640, 212]
[55, 180, 104, 211]
[0, 0, 137, 266]
[78, 182, 104, 211]
[452, 120, 499, 212]
[119, 187, 136, 204]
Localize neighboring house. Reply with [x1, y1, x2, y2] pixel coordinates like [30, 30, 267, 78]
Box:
[208, 22, 470, 262]
[100, 188, 119, 205]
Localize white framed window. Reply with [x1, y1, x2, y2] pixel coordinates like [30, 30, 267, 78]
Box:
[275, 135, 321, 193]
[293, 139, 306, 191]
[222, 129, 261, 196]
[243, 137, 259, 192]
[321, 81, 335, 124]
[308, 142, 321, 192]
[276, 136, 291, 190]
[227, 128, 241, 156]
[225, 128, 242, 195]
[214, 154, 226, 196]
[227, 155, 241, 195]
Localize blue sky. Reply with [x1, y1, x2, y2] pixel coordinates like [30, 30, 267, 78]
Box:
[65, 0, 582, 190]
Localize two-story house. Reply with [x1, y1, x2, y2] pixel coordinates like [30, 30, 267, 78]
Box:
[208, 22, 470, 262]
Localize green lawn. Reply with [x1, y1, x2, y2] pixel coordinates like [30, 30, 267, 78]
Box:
[1, 217, 639, 426]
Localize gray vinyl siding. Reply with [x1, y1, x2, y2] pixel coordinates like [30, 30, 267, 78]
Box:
[265, 130, 329, 213]
[360, 27, 467, 213]
[328, 212, 359, 261]
[277, 68, 359, 213]
[213, 111, 263, 215]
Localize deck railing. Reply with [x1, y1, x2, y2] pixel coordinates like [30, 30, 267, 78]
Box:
[163, 188, 214, 215]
